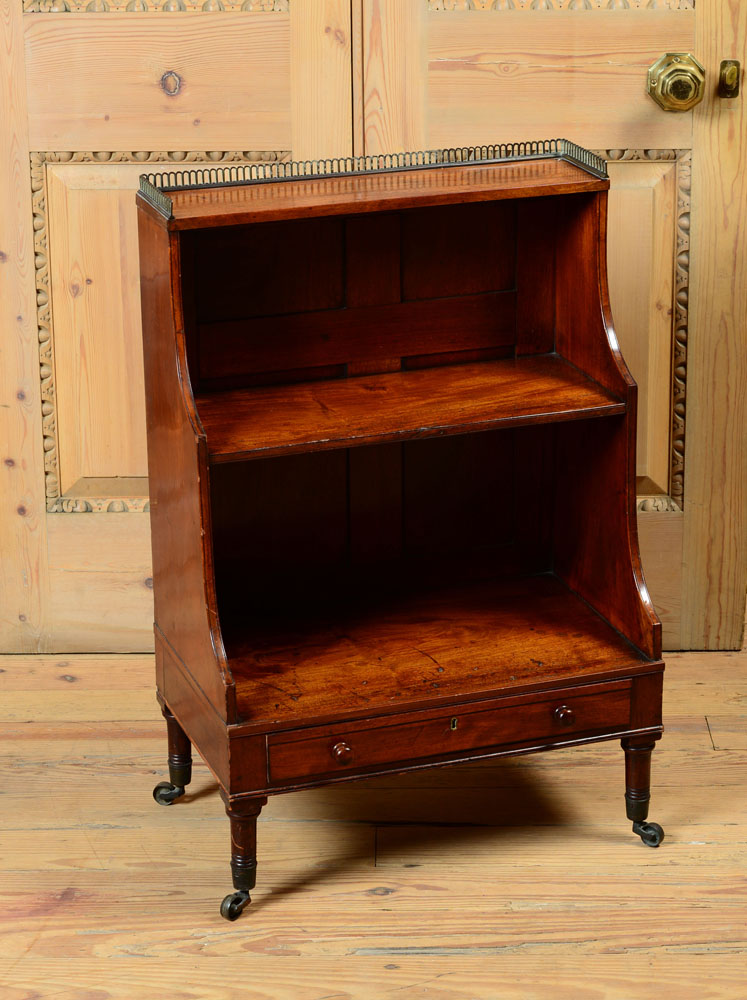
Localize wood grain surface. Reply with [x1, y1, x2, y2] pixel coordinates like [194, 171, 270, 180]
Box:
[46, 165, 149, 491]
[0, 0, 50, 651]
[138, 211, 234, 717]
[290, 0, 352, 160]
[164, 158, 607, 228]
[607, 161, 677, 492]
[638, 508, 684, 650]
[24, 13, 291, 151]
[682, 0, 747, 649]
[425, 9, 695, 151]
[363, 5, 696, 154]
[197, 292, 517, 385]
[196, 356, 625, 462]
[362, 0, 426, 154]
[226, 576, 649, 727]
[0, 646, 745, 997]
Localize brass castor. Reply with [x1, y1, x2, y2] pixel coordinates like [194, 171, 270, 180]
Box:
[220, 890, 251, 921]
[633, 820, 664, 847]
[152, 780, 185, 805]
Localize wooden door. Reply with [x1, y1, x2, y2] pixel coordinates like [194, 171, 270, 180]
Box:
[2, 0, 744, 653]
[1, 0, 352, 652]
[357, 0, 746, 650]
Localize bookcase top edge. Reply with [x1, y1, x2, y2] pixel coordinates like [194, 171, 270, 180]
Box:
[137, 139, 608, 226]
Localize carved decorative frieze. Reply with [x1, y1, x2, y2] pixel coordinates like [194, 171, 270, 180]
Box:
[24, 0, 288, 11]
[600, 148, 679, 162]
[637, 496, 681, 513]
[29, 154, 58, 503]
[47, 494, 152, 514]
[427, 1, 694, 10]
[593, 148, 690, 512]
[670, 151, 691, 504]
[31, 150, 290, 513]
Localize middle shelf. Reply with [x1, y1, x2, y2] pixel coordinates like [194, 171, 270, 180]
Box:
[195, 354, 625, 463]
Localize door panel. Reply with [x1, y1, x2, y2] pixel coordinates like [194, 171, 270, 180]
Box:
[360, 0, 745, 650]
[41, 156, 289, 507]
[24, 13, 292, 150]
[683, 0, 747, 648]
[607, 157, 678, 494]
[45, 164, 150, 493]
[0, 0, 49, 653]
[1, 0, 351, 652]
[426, 9, 695, 149]
[1, 0, 744, 654]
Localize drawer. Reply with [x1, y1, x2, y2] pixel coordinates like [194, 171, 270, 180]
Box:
[268, 681, 632, 784]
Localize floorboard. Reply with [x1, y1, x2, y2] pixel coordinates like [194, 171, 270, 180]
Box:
[1, 649, 745, 998]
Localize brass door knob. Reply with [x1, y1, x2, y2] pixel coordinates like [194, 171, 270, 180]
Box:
[648, 53, 706, 112]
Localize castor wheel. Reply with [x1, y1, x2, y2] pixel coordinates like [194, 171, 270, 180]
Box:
[152, 780, 185, 805]
[633, 820, 664, 847]
[220, 890, 250, 921]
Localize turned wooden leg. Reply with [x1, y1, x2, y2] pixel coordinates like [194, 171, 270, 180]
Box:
[622, 738, 664, 847]
[152, 704, 192, 805]
[220, 797, 267, 921]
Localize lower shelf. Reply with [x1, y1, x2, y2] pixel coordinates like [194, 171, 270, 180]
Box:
[225, 574, 651, 729]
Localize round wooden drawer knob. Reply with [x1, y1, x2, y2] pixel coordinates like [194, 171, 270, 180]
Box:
[554, 705, 575, 727]
[331, 741, 354, 765]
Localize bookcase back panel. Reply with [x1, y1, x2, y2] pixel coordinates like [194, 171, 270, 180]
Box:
[209, 449, 349, 597]
[208, 427, 553, 626]
[192, 218, 346, 324]
[402, 434, 514, 558]
[184, 201, 519, 390]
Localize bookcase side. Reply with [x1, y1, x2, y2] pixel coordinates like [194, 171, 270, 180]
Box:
[552, 191, 661, 660]
[137, 204, 236, 720]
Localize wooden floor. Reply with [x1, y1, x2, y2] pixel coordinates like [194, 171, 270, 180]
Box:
[1, 648, 745, 999]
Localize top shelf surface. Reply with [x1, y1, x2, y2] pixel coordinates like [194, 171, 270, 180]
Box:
[157, 159, 607, 230]
[195, 355, 625, 463]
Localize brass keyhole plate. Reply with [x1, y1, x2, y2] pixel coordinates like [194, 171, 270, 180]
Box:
[719, 60, 741, 99]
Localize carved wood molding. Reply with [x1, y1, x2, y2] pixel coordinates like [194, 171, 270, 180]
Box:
[48, 494, 152, 514]
[427, 1, 694, 10]
[671, 151, 690, 506]
[637, 496, 681, 513]
[23, 0, 288, 11]
[598, 148, 679, 162]
[593, 148, 690, 512]
[31, 149, 290, 514]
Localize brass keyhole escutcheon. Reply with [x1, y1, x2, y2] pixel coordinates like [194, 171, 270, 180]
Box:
[647, 53, 705, 112]
[718, 60, 741, 99]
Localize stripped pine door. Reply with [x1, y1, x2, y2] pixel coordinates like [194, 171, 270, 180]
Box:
[358, 0, 746, 649]
[1, 0, 744, 653]
[0, 0, 352, 652]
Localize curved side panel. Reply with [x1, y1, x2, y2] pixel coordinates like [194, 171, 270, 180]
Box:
[137, 203, 235, 719]
[596, 194, 662, 660]
[554, 191, 661, 660]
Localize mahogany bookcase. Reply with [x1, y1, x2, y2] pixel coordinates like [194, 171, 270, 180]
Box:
[136, 140, 665, 921]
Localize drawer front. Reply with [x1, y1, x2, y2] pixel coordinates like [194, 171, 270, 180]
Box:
[268, 683, 632, 783]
